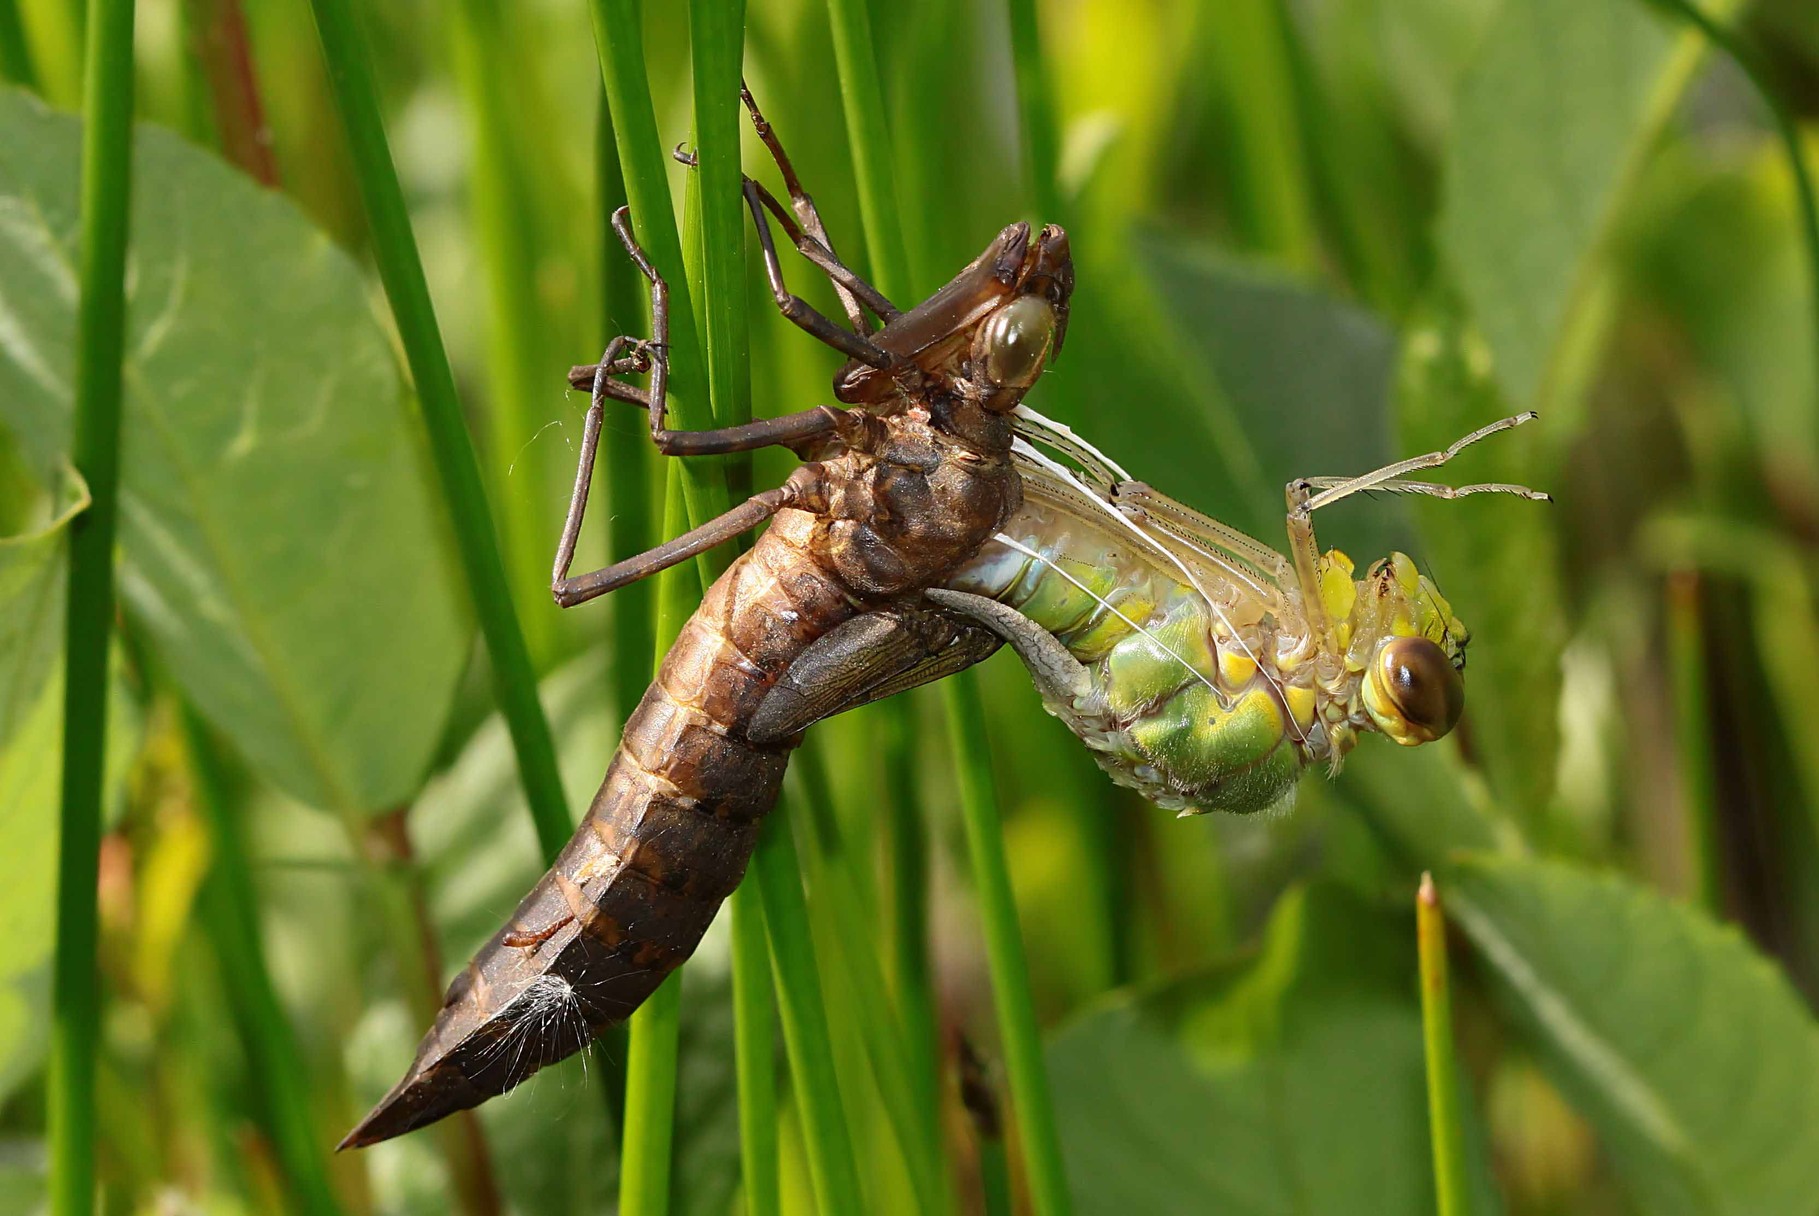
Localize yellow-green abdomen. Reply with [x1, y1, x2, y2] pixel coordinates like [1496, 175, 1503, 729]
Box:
[947, 514, 1310, 814]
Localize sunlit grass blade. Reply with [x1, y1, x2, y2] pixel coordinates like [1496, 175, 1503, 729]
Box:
[619, 975, 684, 1216]
[181, 707, 343, 1216]
[1004, 0, 1061, 220]
[449, 0, 561, 662]
[302, 0, 572, 858]
[822, 0, 910, 301]
[794, 757, 953, 1214]
[753, 815, 865, 1215]
[943, 680, 1074, 1216]
[825, 2, 1072, 1207]
[51, 0, 134, 1211]
[1418, 873, 1470, 1216]
[589, 0, 727, 532]
[729, 883, 779, 1216]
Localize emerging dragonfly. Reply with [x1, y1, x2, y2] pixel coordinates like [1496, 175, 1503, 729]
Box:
[344, 90, 1544, 1148]
[343, 90, 1069, 1147]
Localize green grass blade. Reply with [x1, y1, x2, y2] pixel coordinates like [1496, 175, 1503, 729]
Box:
[943, 680, 1074, 1216]
[1004, 0, 1061, 220]
[50, 1, 135, 1211]
[595, 83, 658, 732]
[821, 0, 910, 300]
[753, 816, 865, 1216]
[589, 0, 727, 533]
[0, 0, 38, 89]
[728, 882, 779, 1216]
[794, 758, 953, 1214]
[1417, 874, 1470, 1216]
[620, 975, 685, 1216]
[182, 707, 343, 1216]
[449, 0, 562, 662]
[303, 0, 572, 859]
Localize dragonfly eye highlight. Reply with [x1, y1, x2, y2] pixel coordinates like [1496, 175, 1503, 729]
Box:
[1365, 636, 1463, 746]
[979, 295, 1056, 387]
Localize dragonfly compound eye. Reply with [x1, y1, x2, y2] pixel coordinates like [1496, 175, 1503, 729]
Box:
[1364, 636, 1464, 746]
[979, 295, 1057, 387]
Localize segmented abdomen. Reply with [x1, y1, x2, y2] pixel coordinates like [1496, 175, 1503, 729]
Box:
[947, 503, 1312, 814]
[342, 518, 852, 1147]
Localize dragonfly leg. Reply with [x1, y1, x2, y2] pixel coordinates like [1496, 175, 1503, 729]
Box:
[552, 465, 828, 609]
[1281, 411, 1548, 651]
[742, 179, 894, 369]
[592, 206, 870, 453]
[673, 85, 899, 338]
[738, 83, 901, 327]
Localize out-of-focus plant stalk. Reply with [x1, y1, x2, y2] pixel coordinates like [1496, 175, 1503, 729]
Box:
[183, 708, 344, 1216]
[182, 0, 279, 188]
[944, 681, 1075, 1216]
[1005, 0, 1062, 221]
[50, 0, 134, 1210]
[1646, 0, 1819, 455]
[303, 0, 572, 859]
[1418, 873, 1470, 1216]
[1666, 572, 1723, 911]
[0, 0, 38, 88]
[753, 816, 866, 1215]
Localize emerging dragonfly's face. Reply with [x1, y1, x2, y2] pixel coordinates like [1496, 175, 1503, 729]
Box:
[1350, 552, 1469, 747]
[833, 222, 1073, 408]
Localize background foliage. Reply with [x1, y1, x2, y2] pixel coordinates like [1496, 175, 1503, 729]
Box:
[2, 0, 1819, 1212]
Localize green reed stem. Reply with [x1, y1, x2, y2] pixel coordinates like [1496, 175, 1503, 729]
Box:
[944, 678, 1074, 1216]
[304, 0, 571, 859]
[1004, 0, 1061, 220]
[589, 0, 727, 537]
[1647, 0, 1819, 454]
[878, 706, 942, 1129]
[619, 975, 684, 1216]
[794, 758, 953, 1214]
[50, 1, 134, 1211]
[596, 84, 657, 732]
[822, 0, 911, 301]
[1666, 573, 1723, 912]
[1417, 873, 1470, 1216]
[753, 816, 865, 1216]
[449, 0, 560, 662]
[728, 883, 779, 1216]
[0, 0, 38, 89]
[182, 708, 343, 1216]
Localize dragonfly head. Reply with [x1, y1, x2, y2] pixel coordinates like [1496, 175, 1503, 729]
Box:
[1351, 552, 1468, 747]
[834, 222, 1073, 410]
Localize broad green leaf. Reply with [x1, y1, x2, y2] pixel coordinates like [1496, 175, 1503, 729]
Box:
[1437, 0, 1724, 409]
[1048, 883, 1500, 1215]
[1132, 234, 1404, 559]
[1447, 854, 1819, 1215]
[0, 87, 469, 815]
[0, 444, 80, 1101]
[1396, 299, 1564, 825]
[0, 446, 135, 1103]
[1624, 142, 1819, 491]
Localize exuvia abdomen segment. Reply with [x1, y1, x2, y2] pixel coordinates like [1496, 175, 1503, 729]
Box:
[945, 505, 1322, 814]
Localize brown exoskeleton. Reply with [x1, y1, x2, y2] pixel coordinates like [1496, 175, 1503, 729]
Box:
[343, 88, 1071, 1148]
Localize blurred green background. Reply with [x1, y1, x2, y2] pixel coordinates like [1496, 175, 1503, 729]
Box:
[3, 0, 1819, 1212]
